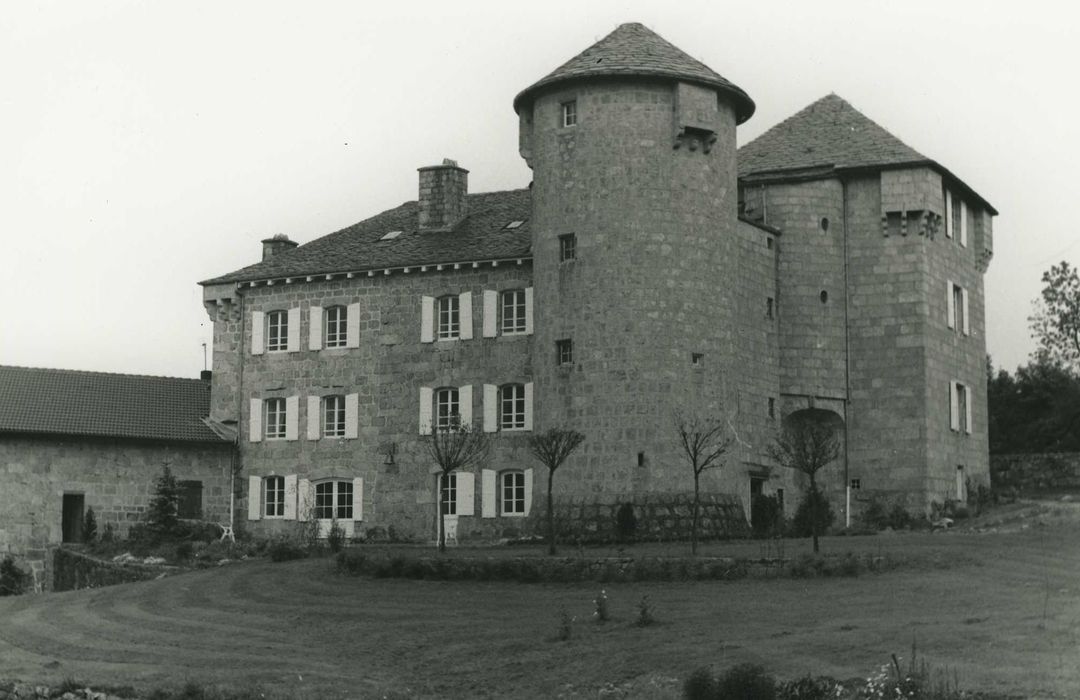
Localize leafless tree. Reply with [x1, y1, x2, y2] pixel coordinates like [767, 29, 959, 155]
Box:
[426, 415, 490, 552]
[673, 411, 733, 555]
[767, 420, 840, 553]
[527, 428, 585, 555]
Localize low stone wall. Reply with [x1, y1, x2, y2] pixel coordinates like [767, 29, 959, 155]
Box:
[0, 681, 129, 700]
[991, 452, 1080, 494]
[52, 547, 167, 592]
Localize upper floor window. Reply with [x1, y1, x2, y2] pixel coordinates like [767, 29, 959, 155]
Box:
[501, 471, 526, 515]
[950, 381, 972, 435]
[561, 100, 577, 127]
[499, 384, 526, 430]
[501, 290, 527, 334]
[436, 387, 460, 431]
[323, 395, 346, 438]
[264, 476, 285, 517]
[325, 306, 348, 348]
[266, 310, 288, 352]
[314, 480, 353, 520]
[556, 338, 574, 366]
[438, 295, 460, 340]
[264, 398, 287, 440]
[947, 280, 970, 336]
[559, 233, 576, 262]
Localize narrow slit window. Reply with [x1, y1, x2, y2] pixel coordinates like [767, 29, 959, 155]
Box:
[559, 233, 576, 262]
[556, 338, 574, 365]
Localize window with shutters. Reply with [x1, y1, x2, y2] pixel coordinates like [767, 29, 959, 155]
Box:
[325, 306, 348, 348]
[559, 233, 576, 262]
[500, 470, 526, 515]
[264, 398, 287, 440]
[437, 295, 460, 340]
[501, 289, 527, 334]
[957, 382, 969, 433]
[951, 194, 962, 240]
[440, 472, 457, 515]
[952, 284, 964, 332]
[266, 310, 288, 352]
[323, 395, 346, 438]
[264, 476, 285, 517]
[499, 384, 526, 430]
[314, 480, 353, 520]
[436, 387, 460, 431]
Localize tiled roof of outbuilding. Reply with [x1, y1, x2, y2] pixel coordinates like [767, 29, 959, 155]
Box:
[513, 22, 755, 124]
[0, 366, 227, 444]
[201, 188, 532, 286]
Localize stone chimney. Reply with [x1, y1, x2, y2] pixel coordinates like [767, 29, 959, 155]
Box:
[418, 159, 469, 231]
[261, 233, 298, 260]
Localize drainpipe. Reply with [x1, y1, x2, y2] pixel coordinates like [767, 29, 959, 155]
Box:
[842, 179, 852, 528]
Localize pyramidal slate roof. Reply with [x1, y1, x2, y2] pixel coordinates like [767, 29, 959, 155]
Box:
[514, 22, 755, 123]
[0, 365, 226, 444]
[201, 188, 531, 286]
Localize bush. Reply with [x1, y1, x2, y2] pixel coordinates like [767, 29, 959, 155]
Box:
[101, 522, 116, 543]
[789, 489, 834, 538]
[751, 494, 783, 538]
[0, 557, 30, 596]
[146, 466, 181, 537]
[175, 541, 194, 560]
[267, 539, 307, 562]
[83, 507, 98, 543]
[683, 667, 717, 700]
[716, 663, 775, 700]
[326, 520, 346, 553]
[776, 675, 839, 700]
[615, 502, 637, 542]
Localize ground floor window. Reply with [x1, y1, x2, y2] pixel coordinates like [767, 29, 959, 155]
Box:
[314, 480, 353, 520]
[501, 471, 525, 515]
[264, 476, 285, 517]
[440, 473, 457, 515]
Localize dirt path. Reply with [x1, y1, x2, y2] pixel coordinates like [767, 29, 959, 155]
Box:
[1, 525, 1078, 699]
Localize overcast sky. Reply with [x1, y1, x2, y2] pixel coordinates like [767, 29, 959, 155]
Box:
[2, 0, 1077, 378]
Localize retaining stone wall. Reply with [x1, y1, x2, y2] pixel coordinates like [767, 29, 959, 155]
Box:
[51, 547, 166, 592]
[991, 452, 1080, 494]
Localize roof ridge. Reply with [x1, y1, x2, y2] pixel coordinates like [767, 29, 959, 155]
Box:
[0, 364, 207, 383]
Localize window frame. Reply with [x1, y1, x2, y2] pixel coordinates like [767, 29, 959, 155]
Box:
[500, 470, 526, 516]
[264, 397, 287, 440]
[556, 338, 574, 366]
[437, 295, 460, 340]
[500, 289, 527, 335]
[324, 305, 348, 348]
[322, 394, 346, 438]
[561, 100, 577, 128]
[499, 383, 526, 431]
[266, 310, 288, 352]
[440, 472, 457, 516]
[558, 233, 576, 262]
[313, 479, 354, 521]
[264, 475, 285, 518]
[435, 387, 460, 431]
[957, 382, 969, 433]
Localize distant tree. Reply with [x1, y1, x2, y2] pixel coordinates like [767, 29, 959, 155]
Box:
[1029, 261, 1080, 373]
[146, 465, 180, 537]
[988, 357, 1080, 453]
[768, 421, 840, 553]
[426, 415, 490, 552]
[527, 428, 585, 555]
[673, 411, 733, 555]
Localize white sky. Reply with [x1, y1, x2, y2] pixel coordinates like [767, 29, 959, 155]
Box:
[2, 0, 1077, 378]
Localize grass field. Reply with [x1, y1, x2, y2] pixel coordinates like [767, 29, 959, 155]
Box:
[1, 507, 1078, 699]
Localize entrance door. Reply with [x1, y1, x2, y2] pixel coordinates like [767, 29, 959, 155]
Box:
[749, 477, 765, 529]
[62, 493, 85, 543]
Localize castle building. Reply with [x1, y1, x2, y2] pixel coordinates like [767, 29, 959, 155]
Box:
[200, 23, 994, 541]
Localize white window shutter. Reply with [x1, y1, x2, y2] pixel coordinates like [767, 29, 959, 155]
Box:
[482, 290, 498, 338]
[353, 477, 364, 521]
[346, 303, 361, 348]
[285, 396, 299, 441]
[459, 292, 473, 340]
[247, 476, 262, 520]
[307, 396, 321, 440]
[249, 398, 263, 442]
[524, 468, 534, 516]
[949, 381, 960, 431]
[524, 382, 534, 431]
[481, 469, 497, 518]
[525, 287, 534, 335]
[457, 471, 475, 516]
[965, 386, 973, 435]
[287, 307, 301, 352]
[483, 384, 498, 433]
[420, 296, 434, 343]
[459, 384, 473, 427]
[961, 288, 970, 336]
[295, 477, 313, 522]
[946, 280, 955, 329]
[419, 387, 433, 435]
[251, 311, 265, 355]
[944, 190, 953, 238]
[959, 201, 968, 247]
[345, 393, 359, 439]
[283, 474, 298, 520]
[309, 306, 323, 351]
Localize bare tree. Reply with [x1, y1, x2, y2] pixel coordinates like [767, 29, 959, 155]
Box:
[426, 415, 491, 552]
[673, 411, 733, 555]
[527, 428, 585, 555]
[767, 420, 840, 553]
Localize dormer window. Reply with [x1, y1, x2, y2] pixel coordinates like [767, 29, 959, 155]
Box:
[380, 230, 403, 241]
[561, 100, 577, 127]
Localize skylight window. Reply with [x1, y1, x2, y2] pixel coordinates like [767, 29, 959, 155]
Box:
[505, 220, 525, 229]
[380, 230, 403, 241]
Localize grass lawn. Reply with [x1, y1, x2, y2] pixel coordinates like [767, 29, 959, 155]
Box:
[1, 513, 1078, 698]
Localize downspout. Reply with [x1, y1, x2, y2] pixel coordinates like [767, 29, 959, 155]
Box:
[234, 286, 247, 533]
[841, 180, 852, 527]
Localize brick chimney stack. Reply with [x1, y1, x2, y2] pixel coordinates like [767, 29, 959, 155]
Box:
[418, 159, 469, 231]
[261, 233, 298, 260]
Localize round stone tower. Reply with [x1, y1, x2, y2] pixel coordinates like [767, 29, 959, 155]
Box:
[514, 23, 756, 496]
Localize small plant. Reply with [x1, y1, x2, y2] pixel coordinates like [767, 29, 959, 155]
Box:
[635, 594, 656, 626]
[716, 662, 776, 700]
[146, 465, 181, 537]
[593, 588, 609, 623]
[326, 519, 346, 553]
[775, 674, 839, 700]
[82, 507, 98, 543]
[0, 556, 30, 596]
[101, 522, 116, 543]
[557, 607, 574, 641]
[683, 667, 717, 700]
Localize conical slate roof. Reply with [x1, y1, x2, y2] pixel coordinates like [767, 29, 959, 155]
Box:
[738, 94, 929, 175]
[514, 22, 755, 123]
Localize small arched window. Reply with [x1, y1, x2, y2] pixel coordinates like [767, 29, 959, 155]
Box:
[313, 479, 353, 520]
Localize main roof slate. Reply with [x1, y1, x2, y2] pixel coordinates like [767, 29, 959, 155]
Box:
[201, 189, 531, 286]
[0, 366, 227, 444]
[513, 22, 755, 124]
